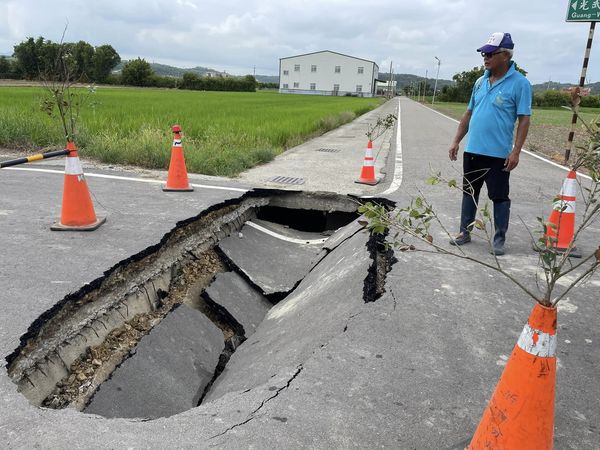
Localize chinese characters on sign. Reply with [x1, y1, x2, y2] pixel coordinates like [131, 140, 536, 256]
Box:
[567, 0, 600, 22]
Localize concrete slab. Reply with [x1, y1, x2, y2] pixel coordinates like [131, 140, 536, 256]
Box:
[237, 98, 398, 195]
[84, 304, 224, 419]
[202, 271, 272, 337]
[205, 229, 370, 402]
[218, 222, 323, 296]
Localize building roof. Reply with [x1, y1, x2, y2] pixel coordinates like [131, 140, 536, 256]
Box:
[280, 50, 377, 66]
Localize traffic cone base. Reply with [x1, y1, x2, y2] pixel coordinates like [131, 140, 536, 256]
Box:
[51, 216, 106, 231]
[355, 140, 379, 185]
[51, 142, 105, 232]
[163, 125, 193, 192]
[468, 303, 557, 449]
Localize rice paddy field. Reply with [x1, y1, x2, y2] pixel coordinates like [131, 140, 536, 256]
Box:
[0, 87, 383, 176]
[429, 101, 600, 163]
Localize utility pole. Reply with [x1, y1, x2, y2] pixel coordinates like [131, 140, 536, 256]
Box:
[417, 79, 421, 101]
[388, 61, 393, 98]
[432, 56, 441, 104]
[422, 70, 428, 102]
[253, 66, 256, 77]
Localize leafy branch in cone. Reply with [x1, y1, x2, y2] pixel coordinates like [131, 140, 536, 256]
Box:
[39, 26, 96, 144]
[366, 114, 397, 141]
[359, 148, 599, 307]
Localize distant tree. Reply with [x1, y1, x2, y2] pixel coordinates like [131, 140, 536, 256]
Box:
[121, 58, 153, 86]
[71, 40, 95, 81]
[12, 37, 41, 79]
[0, 56, 14, 78]
[92, 44, 120, 83]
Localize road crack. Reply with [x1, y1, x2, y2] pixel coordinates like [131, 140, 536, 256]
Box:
[209, 365, 304, 439]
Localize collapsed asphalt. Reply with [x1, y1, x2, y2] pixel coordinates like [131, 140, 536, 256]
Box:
[0, 97, 598, 449]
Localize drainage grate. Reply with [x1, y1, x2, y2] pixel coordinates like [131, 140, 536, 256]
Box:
[267, 176, 305, 185]
[316, 148, 341, 153]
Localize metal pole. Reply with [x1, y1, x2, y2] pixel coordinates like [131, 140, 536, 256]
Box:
[388, 61, 393, 99]
[432, 57, 441, 104]
[565, 21, 595, 163]
[423, 70, 428, 102]
[0, 149, 70, 169]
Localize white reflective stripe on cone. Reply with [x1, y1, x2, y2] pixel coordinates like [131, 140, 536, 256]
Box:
[173, 140, 182, 147]
[552, 199, 576, 213]
[362, 159, 374, 167]
[517, 323, 557, 357]
[560, 178, 577, 197]
[65, 157, 83, 175]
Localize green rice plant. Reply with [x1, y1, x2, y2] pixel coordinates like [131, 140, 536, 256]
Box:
[0, 87, 382, 175]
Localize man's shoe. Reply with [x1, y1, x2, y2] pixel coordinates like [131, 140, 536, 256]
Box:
[449, 233, 471, 246]
[490, 245, 505, 256]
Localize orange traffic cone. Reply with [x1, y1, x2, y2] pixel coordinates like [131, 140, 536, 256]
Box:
[468, 303, 557, 449]
[545, 170, 581, 257]
[355, 140, 379, 185]
[51, 141, 106, 231]
[163, 124, 193, 192]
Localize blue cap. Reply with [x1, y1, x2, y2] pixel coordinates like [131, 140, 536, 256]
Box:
[477, 32, 514, 53]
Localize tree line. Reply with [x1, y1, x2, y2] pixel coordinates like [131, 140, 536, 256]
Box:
[429, 64, 600, 108]
[1, 37, 260, 92]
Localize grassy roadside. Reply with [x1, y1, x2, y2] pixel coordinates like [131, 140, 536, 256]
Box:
[427, 101, 599, 164]
[0, 87, 383, 176]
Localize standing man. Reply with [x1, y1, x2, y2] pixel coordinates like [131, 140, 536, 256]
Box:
[448, 32, 531, 255]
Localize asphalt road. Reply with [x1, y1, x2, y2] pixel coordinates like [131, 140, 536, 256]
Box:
[0, 97, 598, 449]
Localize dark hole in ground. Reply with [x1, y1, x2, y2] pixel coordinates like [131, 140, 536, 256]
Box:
[256, 205, 358, 232]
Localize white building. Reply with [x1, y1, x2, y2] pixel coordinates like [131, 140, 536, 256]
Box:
[279, 50, 379, 97]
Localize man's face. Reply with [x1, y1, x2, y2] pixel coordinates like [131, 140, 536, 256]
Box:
[482, 50, 509, 71]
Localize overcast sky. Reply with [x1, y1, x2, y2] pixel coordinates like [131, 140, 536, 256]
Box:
[0, 1, 595, 84]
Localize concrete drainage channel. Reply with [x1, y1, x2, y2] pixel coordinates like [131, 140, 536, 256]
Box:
[5, 190, 395, 420]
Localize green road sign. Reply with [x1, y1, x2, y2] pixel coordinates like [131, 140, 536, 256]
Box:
[567, 0, 600, 22]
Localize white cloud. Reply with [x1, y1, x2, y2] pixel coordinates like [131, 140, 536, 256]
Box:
[0, 0, 596, 84]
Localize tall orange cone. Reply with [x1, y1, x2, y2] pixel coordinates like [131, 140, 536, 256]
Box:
[163, 124, 193, 192]
[468, 303, 557, 449]
[545, 170, 581, 257]
[51, 141, 106, 231]
[355, 140, 379, 185]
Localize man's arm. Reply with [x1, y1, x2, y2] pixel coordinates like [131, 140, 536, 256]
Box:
[504, 115, 530, 171]
[449, 109, 472, 161]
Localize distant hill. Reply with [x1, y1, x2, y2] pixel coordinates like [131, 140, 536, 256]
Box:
[114, 61, 278, 83]
[531, 80, 600, 94]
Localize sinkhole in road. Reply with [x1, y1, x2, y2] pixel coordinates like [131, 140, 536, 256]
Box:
[5, 190, 395, 420]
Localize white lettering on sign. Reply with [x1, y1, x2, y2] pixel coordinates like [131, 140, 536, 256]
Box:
[594, 0, 600, 8]
[580, 0, 590, 10]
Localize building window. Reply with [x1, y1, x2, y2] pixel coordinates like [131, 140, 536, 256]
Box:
[294, 64, 300, 72]
[293, 82, 299, 88]
[333, 84, 339, 92]
[310, 83, 316, 90]
[357, 66, 364, 74]
[334, 66, 341, 73]
[356, 85, 363, 92]
[311, 65, 317, 72]
[283, 70, 289, 76]
[282, 83, 289, 89]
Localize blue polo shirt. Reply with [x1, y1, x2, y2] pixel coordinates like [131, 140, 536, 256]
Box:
[466, 62, 532, 158]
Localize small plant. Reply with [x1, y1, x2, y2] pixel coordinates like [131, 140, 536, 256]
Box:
[39, 27, 95, 144]
[365, 113, 397, 141]
[359, 116, 600, 307]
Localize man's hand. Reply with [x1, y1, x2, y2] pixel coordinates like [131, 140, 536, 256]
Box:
[449, 143, 459, 161]
[504, 151, 520, 171]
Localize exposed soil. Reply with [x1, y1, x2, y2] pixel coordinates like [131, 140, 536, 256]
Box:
[41, 249, 227, 410]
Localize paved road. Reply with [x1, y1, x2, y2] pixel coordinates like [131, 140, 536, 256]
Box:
[0, 97, 598, 449]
